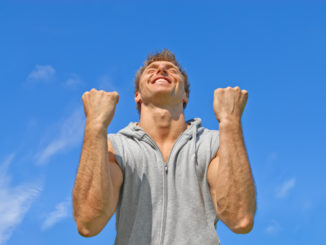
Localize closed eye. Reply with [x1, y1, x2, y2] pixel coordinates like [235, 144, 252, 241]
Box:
[169, 68, 178, 74]
[146, 68, 155, 73]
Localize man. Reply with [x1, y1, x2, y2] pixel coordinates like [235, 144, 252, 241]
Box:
[72, 49, 256, 245]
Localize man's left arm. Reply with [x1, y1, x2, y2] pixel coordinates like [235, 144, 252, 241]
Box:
[207, 86, 256, 234]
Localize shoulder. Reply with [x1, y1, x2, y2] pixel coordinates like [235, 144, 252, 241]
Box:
[107, 132, 143, 172]
[195, 126, 219, 162]
[107, 132, 139, 149]
[197, 127, 219, 145]
[187, 118, 219, 140]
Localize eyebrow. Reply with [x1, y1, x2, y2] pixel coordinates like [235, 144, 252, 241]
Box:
[146, 63, 178, 70]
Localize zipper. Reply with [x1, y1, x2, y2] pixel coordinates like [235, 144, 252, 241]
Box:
[160, 164, 168, 245]
[143, 133, 187, 245]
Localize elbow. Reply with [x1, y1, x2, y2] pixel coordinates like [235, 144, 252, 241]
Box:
[73, 206, 95, 237]
[72, 194, 116, 237]
[230, 215, 254, 234]
[77, 224, 94, 237]
[73, 206, 113, 237]
[73, 209, 105, 238]
[75, 220, 101, 237]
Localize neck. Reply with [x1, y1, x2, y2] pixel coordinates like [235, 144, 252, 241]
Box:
[138, 104, 187, 145]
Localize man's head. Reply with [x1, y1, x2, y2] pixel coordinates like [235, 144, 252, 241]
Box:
[134, 49, 190, 113]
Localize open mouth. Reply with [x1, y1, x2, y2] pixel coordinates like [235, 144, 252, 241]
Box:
[152, 77, 171, 84]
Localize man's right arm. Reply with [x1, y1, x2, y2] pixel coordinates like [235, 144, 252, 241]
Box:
[72, 89, 123, 237]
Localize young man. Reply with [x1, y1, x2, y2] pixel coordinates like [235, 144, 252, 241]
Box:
[72, 50, 256, 245]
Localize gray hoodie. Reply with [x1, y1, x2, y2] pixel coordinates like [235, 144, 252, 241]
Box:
[108, 118, 220, 245]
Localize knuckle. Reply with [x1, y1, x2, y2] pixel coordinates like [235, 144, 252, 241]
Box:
[107, 91, 118, 100]
[234, 86, 240, 91]
[113, 92, 119, 103]
[111, 91, 119, 98]
[214, 88, 223, 94]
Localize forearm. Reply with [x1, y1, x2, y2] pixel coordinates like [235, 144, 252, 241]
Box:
[73, 121, 114, 236]
[215, 119, 256, 233]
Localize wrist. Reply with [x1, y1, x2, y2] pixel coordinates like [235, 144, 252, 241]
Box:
[219, 117, 242, 130]
[85, 119, 108, 134]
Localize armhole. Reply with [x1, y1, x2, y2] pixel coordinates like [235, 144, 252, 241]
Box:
[107, 134, 125, 172]
[210, 130, 220, 160]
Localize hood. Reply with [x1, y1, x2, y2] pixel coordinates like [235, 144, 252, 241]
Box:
[118, 118, 203, 163]
[118, 118, 204, 163]
[117, 118, 204, 141]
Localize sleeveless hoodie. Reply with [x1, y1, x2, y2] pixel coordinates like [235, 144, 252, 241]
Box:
[108, 118, 220, 245]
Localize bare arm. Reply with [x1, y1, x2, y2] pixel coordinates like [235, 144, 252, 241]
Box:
[207, 86, 256, 234]
[72, 89, 123, 237]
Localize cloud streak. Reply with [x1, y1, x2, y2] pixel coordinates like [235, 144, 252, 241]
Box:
[0, 154, 42, 244]
[276, 178, 296, 199]
[265, 220, 281, 235]
[41, 199, 71, 230]
[64, 73, 83, 88]
[35, 107, 85, 165]
[27, 65, 56, 83]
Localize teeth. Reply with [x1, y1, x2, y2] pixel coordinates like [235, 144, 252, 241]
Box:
[155, 79, 169, 84]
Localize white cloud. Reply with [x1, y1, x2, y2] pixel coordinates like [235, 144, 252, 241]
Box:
[27, 65, 56, 83]
[35, 107, 85, 165]
[0, 154, 42, 244]
[41, 199, 71, 231]
[276, 177, 296, 199]
[64, 73, 83, 88]
[264, 220, 281, 235]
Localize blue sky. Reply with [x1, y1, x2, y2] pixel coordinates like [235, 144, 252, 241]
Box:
[0, 1, 325, 244]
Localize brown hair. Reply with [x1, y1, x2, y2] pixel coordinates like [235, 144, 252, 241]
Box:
[134, 49, 190, 113]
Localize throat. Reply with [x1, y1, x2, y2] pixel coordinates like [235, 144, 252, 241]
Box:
[154, 123, 190, 163]
[157, 142, 174, 163]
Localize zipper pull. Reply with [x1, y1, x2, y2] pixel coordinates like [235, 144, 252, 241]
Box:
[164, 165, 168, 174]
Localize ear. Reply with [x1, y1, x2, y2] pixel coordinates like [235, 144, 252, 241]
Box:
[135, 91, 142, 103]
[182, 93, 188, 104]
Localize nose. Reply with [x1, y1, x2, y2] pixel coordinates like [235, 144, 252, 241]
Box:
[156, 65, 168, 76]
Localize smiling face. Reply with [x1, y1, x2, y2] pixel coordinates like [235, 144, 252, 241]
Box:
[135, 60, 188, 111]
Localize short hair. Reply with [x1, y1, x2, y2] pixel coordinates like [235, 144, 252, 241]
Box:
[134, 49, 190, 113]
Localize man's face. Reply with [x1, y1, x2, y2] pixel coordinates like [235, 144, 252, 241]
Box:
[135, 61, 188, 109]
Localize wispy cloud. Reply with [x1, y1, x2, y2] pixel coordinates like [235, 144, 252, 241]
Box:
[35, 107, 85, 165]
[276, 177, 296, 199]
[41, 199, 71, 231]
[64, 73, 83, 88]
[265, 220, 281, 235]
[0, 154, 42, 244]
[27, 65, 56, 83]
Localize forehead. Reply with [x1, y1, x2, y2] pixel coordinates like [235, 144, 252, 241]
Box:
[145, 60, 179, 69]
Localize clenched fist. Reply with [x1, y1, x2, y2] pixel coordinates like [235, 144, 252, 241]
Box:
[82, 89, 119, 128]
[213, 86, 248, 123]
